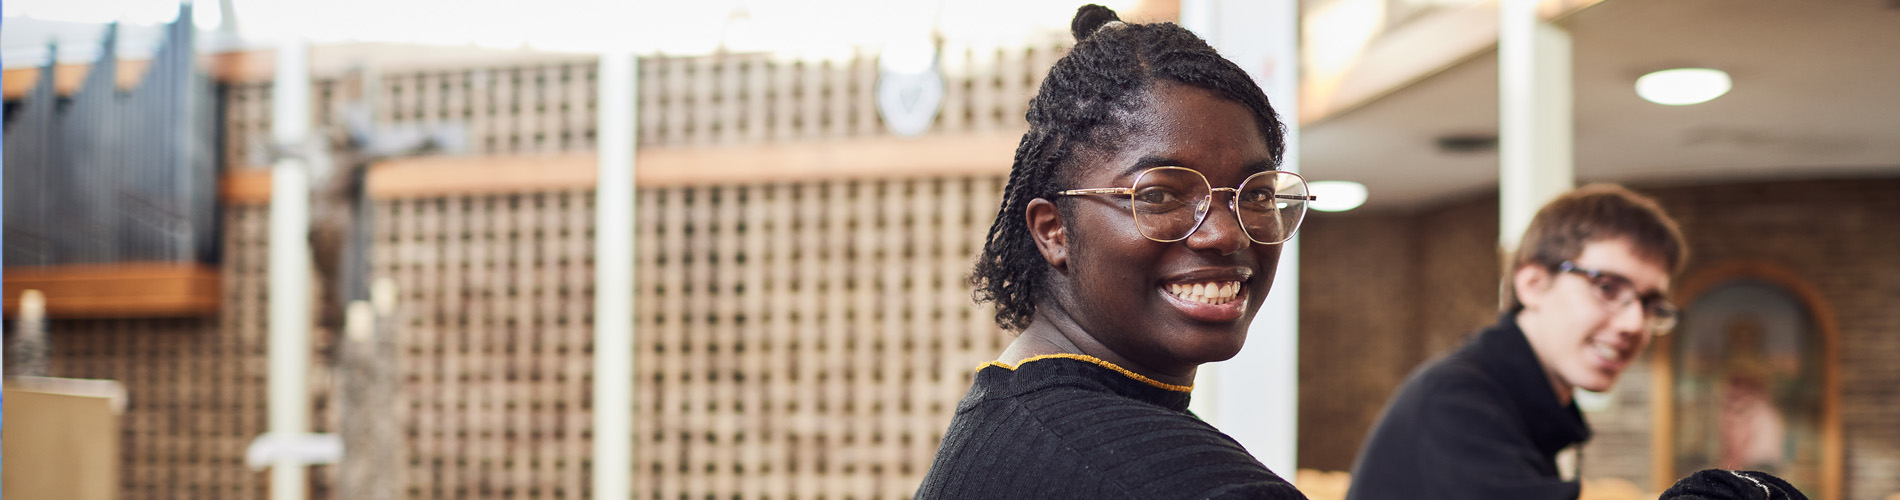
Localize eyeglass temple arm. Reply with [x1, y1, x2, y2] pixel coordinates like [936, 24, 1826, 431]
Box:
[1057, 188, 1132, 196]
[1058, 188, 1316, 201]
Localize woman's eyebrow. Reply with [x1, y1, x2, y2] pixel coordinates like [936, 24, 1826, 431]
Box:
[1117, 156, 1279, 177]
[1120, 155, 1182, 177]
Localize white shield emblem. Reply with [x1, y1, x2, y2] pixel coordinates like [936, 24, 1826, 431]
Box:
[876, 43, 945, 138]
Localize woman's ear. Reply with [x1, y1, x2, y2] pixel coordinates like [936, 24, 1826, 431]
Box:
[1513, 263, 1554, 310]
[1026, 198, 1069, 270]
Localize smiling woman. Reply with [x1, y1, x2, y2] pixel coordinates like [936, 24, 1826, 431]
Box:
[915, 4, 1309, 499]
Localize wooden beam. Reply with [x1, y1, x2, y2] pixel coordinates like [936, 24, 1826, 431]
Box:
[354, 131, 1021, 199]
[366, 152, 599, 198]
[631, 131, 1021, 187]
[221, 166, 275, 205]
[4, 263, 221, 318]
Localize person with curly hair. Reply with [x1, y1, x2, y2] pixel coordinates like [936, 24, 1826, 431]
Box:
[916, 5, 1310, 499]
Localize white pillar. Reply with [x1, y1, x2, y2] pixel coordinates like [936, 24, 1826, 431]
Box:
[1499, 0, 1574, 251]
[1181, 0, 1302, 481]
[267, 38, 313, 500]
[593, 49, 638, 500]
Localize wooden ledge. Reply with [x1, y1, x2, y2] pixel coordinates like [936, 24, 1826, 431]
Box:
[223, 131, 1023, 203]
[4, 263, 221, 318]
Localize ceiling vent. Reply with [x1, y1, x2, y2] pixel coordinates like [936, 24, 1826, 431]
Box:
[1435, 134, 1499, 153]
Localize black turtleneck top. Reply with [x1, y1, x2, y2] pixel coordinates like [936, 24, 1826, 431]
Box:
[916, 354, 1306, 499]
[1346, 312, 1593, 500]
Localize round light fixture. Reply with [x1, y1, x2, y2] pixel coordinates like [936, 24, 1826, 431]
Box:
[1309, 181, 1368, 212]
[1635, 68, 1731, 105]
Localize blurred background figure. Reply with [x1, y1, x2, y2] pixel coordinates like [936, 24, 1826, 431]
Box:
[1347, 184, 1686, 500]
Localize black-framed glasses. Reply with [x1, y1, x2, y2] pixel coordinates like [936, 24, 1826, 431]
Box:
[1057, 166, 1315, 245]
[1555, 261, 1679, 334]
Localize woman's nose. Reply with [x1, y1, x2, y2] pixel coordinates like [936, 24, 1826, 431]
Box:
[1184, 196, 1250, 255]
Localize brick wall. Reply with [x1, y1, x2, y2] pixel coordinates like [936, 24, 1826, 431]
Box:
[1295, 194, 1500, 473]
[1296, 213, 1423, 471]
[1297, 176, 1900, 499]
[1648, 178, 1900, 500]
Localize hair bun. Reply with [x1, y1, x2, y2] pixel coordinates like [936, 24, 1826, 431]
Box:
[1071, 4, 1124, 41]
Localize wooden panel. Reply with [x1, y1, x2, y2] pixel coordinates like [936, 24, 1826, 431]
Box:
[4, 263, 220, 318]
[221, 168, 274, 205]
[364, 153, 600, 198]
[3, 380, 125, 500]
[220, 132, 1020, 202]
[352, 132, 1019, 199]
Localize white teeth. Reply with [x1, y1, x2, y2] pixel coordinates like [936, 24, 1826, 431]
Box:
[1167, 281, 1242, 305]
[1592, 342, 1619, 361]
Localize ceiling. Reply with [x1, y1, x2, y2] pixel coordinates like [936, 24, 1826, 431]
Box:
[1301, 0, 1900, 211]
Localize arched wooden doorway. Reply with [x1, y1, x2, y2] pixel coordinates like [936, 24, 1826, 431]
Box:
[1650, 261, 1842, 499]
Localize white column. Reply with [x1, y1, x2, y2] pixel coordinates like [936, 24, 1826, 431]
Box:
[267, 38, 313, 500]
[1181, 0, 1303, 481]
[1499, 0, 1574, 251]
[593, 49, 638, 500]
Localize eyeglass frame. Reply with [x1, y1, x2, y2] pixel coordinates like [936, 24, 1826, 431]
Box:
[1554, 261, 1680, 334]
[1056, 166, 1317, 245]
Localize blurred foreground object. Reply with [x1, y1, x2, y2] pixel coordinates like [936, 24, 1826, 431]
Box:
[1292, 470, 1657, 500]
[1662, 469, 1810, 500]
[336, 280, 404, 500]
[5, 290, 49, 377]
[3, 376, 128, 500]
[1296, 469, 1352, 500]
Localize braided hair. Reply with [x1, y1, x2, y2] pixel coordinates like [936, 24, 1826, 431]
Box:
[971, 4, 1288, 330]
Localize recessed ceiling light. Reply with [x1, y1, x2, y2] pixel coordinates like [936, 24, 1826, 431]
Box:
[1309, 181, 1368, 212]
[1636, 68, 1731, 105]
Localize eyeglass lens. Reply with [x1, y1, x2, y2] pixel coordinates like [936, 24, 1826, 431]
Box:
[1586, 274, 1678, 333]
[1129, 167, 1308, 244]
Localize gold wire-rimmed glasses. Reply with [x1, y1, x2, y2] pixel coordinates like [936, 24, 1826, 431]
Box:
[1555, 261, 1680, 335]
[1057, 166, 1316, 245]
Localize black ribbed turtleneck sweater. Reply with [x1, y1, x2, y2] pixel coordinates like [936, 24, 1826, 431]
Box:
[916, 354, 1305, 499]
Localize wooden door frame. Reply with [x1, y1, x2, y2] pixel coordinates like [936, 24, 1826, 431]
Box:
[1649, 260, 1842, 499]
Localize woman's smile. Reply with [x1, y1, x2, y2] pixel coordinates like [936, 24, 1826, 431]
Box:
[1161, 278, 1250, 322]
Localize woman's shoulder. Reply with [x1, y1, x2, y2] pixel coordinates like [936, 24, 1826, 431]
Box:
[935, 355, 1300, 499]
[960, 354, 1194, 414]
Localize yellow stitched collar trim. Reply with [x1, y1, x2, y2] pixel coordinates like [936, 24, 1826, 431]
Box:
[980, 353, 1193, 393]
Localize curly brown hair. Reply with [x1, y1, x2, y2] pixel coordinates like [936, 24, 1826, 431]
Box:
[1502, 183, 1688, 312]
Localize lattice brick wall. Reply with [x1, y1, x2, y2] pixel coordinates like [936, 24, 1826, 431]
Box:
[376, 190, 601, 499]
[45, 174, 1011, 500]
[627, 177, 1007, 500]
[44, 203, 284, 499]
[366, 175, 1011, 499]
[63, 43, 1042, 500]
[220, 41, 1064, 166]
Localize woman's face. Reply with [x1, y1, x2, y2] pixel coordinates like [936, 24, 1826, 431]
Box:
[1043, 82, 1283, 379]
